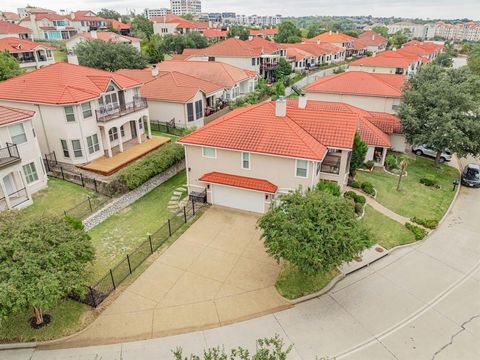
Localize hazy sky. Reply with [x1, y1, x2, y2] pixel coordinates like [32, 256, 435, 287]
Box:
[1, 0, 479, 20]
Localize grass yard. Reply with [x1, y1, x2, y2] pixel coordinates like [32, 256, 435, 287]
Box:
[362, 205, 416, 249]
[88, 171, 187, 280]
[355, 156, 459, 221]
[151, 130, 180, 141]
[0, 300, 90, 342]
[22, 177, 107, 219]
[276, 263, 337, 300]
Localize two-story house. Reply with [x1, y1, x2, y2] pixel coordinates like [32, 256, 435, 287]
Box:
[152, 14, 209, 35]
[0, 20, 32, 39]
[0, 37, 55, 71]
[358, 31, 388, 54]
[348, 49, 426, 76]
[177, 96, 402, 213]
[70, 10, 107, 33]
[0, 63, 151, 166]
[19, 13, 77, 40]
[0, 105, 47, 211]
[310, 31, 356, 57]
[65, 31, 142, 54]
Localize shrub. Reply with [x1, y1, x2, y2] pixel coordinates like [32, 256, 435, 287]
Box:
[405, 222, 427, 240]
[354, 194, 366, 204]
[420, 177, 439, 188]
[411, 217, 439, 229]
[361, 182, 376, 196]
[316, 180, 341, 197]
[354, 202, 364, 216]
[116, 142, 185, 190]
[344, 190, 357, 201]
[365, 160, 375, 170]
[385, 155, 398, 170]
[350, 180, 361, 189]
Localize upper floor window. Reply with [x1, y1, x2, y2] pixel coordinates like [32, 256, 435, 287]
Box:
[251, 58, 256, 66]
[100, 87, 119, 111]
[64, 106, 76, 122]
[296, 159, 308, 178]
[81, 102, 92, 118]
[208, 56, 215, 62]
[195, 100, 203, 119]
[60, 139, 69, 158]
[9, 123, 27, 145]
[242, 152, 250, 169]
[202, 147, 216, 158]
[187, 103, 194, 122]
[138, 118, 143, 129]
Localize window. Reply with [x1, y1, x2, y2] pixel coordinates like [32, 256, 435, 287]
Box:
[109, 128, 119, 142]
[9, 123, 27, 145]
[81, 102, 92, 118]
[392, 104, 400, 111]
[86, 134, 100, 154]
[64, 106, 76, 122]
[252, 58, 256, 66]
[242, 152, 250, 169]
[23, 162, 39, 184]
[101, 91, 119, 111]
[120, 125, 125, 137]
[316, 162, 321, 176]
[202, 147, 216, 158]
[60, 139, 69, 158]
[138, 118, 143, 129]
[208, 56, 215, 62]
[296, 159, 308, 178]
[71, 140, 83, 158]
[187, 103, 194, 122]
[32, 127, 36, 138]
[195, 100, 203, 119]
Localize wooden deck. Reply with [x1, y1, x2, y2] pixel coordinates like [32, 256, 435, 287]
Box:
[78, 136, 171, 176]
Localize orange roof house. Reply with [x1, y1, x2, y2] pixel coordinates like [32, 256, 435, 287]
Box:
[311, 31, 355, 45]
[0, 20, 32, 37]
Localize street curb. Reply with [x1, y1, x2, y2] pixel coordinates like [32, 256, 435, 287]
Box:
[0, 342, 36, 351]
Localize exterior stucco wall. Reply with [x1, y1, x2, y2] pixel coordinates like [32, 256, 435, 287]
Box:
[348, 64, 400, 74]
[306, 92, 400, 114]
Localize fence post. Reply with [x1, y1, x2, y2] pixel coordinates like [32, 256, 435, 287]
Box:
[89, 286, 97, 308]
[61, 166, 65, 180]
[94, 178, 98, 193]
[88, 197, 93, 212]
[52, 150, 57, 164]
[192, 199, 195, 215]
[183, 206, 187, 223]
[110, 269, 116, 290]
[168, 219, 172, 237]
[127, 255, 132, 274]
[148, 234, 153, 253]
[80, 173, 85, 187]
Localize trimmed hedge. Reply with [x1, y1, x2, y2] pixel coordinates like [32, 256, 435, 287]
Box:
[116, 142, 185, 190]
[349, 180, 361, 189]
[365, 160, 375, 170]
[344, 191, 366, 204]
[405, 222, 427, 240]
[361, 182, 376, 196]
[411, 217, 439, 229]
[420, 177, 439, 188]
[385, 155, 398, 170]
[316, 180, 341, 197]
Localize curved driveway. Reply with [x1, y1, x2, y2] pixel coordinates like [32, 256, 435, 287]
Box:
[4, 186, 480, 360]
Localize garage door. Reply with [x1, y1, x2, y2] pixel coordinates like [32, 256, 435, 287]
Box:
[212, 184, 265, 213]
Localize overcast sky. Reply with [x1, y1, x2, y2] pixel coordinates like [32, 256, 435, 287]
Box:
[1, 0, 479, 20]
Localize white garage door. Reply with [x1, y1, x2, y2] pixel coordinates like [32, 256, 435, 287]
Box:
[212, 184, 265, 213]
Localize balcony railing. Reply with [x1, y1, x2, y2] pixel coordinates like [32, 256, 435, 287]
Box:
[0, 143, 21, 170]
[95, 97, 148, 123]
[321, 155, 341, 175]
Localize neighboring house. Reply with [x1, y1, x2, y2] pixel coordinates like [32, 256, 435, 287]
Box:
[358, 31, 388, 53]
[19, 13, 77, 40]
[0, 105, 48, 211]
[0, 11, 20, 24]
[304, 71, 405, 114]
[107, 19, 131, 36]
[249, 28, 278, 40]
[351, 38, 368, 57]
[152, 14, 209, 35]
[70, 10, 107, 33]
[0, 37, 55, 71]
[0, 63, 151, 164]
[65, 31, 142, 53]
[401, 40, 444, 61]
[434, 21, 480, 42]
[202, 28, 228, 42]
[177, 96, 402, 213]
[284, 42, 346, 71]
[310, 31, 355, 56]
[348, 49, 426, 76]
[0, 20, 32, 39]
[118, 67, 224, 129]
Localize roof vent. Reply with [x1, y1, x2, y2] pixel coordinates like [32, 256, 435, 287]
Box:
[298, 93, 307, 109]
[275, 96, 286, 117]
[151, 64, 159, 77]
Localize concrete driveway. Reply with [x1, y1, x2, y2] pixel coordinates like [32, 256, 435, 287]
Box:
[62, 206, 289, 346]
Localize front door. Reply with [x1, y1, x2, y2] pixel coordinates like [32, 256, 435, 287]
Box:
[130, 121, 137, 139]
[118, 91, 126, 111]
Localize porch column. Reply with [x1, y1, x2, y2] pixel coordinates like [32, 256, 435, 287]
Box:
[117, 126, 124, 153]
[0, 178, 12, 210]
[105, 128, 113, 158]
[136, 120, 142, 144]
[381, 148, 387, 166]
[146, 117, 152, 139]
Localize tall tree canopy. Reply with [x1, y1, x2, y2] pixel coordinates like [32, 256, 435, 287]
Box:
[131, 15, 154, 38]
[0, 213, 94, 325]
[468, 45, 480, 74]
[141, 34, 165, 63]
[432, 52, 453, 67]
[75, 40, 147, 71]
[389, 31, 408, 49]
[159, 33, 209, 54]
[274, 57, 292, 79]
[227, 26, 250, 41]
[274, 21, 302, 43]
[398, 65, 480, 166]
[350, 133, 368, 177]
[0, 52, 23, 81]
[97, 8, 121, 19]
[258, 190, 372, 276]
[372, 25, 389, 38]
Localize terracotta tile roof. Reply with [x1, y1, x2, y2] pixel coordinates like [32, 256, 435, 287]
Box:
[200, 172, 278, 193]
[107, 19, 130, 30]
[247, 36, 283, 53]
[367, 112, 402, 134]
[358, 31, 388, 46]
[312, 32, 355, 43]
[0, 20, 32, 34]
[71, 11, 106, 22]
[286, 47, 313, 61]
[32, 13, 70, 21]
[283, 43, 343, 57]
[0, 62, 141, 105]
[202, 29, 228, 38]
[250, 28, 278, 36]
[76, 31, 140, 43]
[304, 71, 405, 98]
[151, 14, 208, 29]
[350, 52, 414, 69]
[0, 12, 20, 20]
[157, 60, 256, 88]
[0, 37, 54, 53]
[0, 105, 35, 126]
[352, 38, 368, 51]
[188, 37, 263, 57]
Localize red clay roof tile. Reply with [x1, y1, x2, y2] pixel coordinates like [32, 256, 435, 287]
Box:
[200, 172, 278, 193]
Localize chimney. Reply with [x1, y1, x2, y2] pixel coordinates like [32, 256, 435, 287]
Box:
[329, 30, 332, 36]
[372, 34, 375, 40]
[275, 97, 287, 117]
[151, 64, 159, 77]
[298, 93, 307, 109]
[91, 30, 97, 39]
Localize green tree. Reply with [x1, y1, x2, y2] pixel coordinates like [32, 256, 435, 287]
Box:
[432, 52, 453, 67]
[184, 32, 209, 49]
[274, 21, 302, 43]
[258, 190, 372, 276]
[350, 133, 368, 177]
[274, 58, 292, 79]
[0, 52, 23, 80]
[131, 15, 154, 38]
[389, 31, 408, 49]
[0, 213, 94, 326]
[227, 26, 250, 41]
[344, 29, 359, 38]
[371, 25, 388, 38]
[305, 23, 323, 38]
[97, 8, 121, 19]
[180, 13, 193, 20]
[141, 34, 165, 63]
[398, 65, 480, 167]
[75, 40, 147, 71]
[468, 45, 480, 74]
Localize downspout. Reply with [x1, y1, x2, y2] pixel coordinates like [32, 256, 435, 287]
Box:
[36, 104, 51, 153]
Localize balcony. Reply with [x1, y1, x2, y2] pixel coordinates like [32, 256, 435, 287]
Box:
[0, 143, 21, 170]
[261, 61, 279, 70]
[0, 187, 29, 211]
[321, 154, 341, 175]
[95, 97, 148, 123]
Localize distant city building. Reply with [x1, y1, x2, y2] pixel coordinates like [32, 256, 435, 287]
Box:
[434, 21, 480, 42]
[387, 22, 435, 40]
[144, 8, 170, 19]
[170, 0, 202, 16]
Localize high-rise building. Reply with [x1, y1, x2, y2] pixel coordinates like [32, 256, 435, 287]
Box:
[144, 8, 170, 19]
[170, 0, 202, 16]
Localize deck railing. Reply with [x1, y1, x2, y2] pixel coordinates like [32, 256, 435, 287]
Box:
[95, 97, 148, 123]
[0, 143, 21, 169]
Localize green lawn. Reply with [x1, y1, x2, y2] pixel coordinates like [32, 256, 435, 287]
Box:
[355, 156, 459, 220]
[88, 171, 187, 280]
[151, 130, 180, 141]
[362, 205, 416, 249]
[22, 177, 107, 219]
[53, 49, 67, 63]
[276, 263, 337, 300]
[0, 300, 90, 342]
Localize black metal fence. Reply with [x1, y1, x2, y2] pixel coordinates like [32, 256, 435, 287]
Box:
[62, 195, 111, 220]
[150, 119, 185, 136]
[74, 199, 207, 308]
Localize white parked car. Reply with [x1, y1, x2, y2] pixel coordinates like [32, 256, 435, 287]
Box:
[412, 145, 452, 163]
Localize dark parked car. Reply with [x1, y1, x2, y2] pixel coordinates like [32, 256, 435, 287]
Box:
[461, 164, 480, 188]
